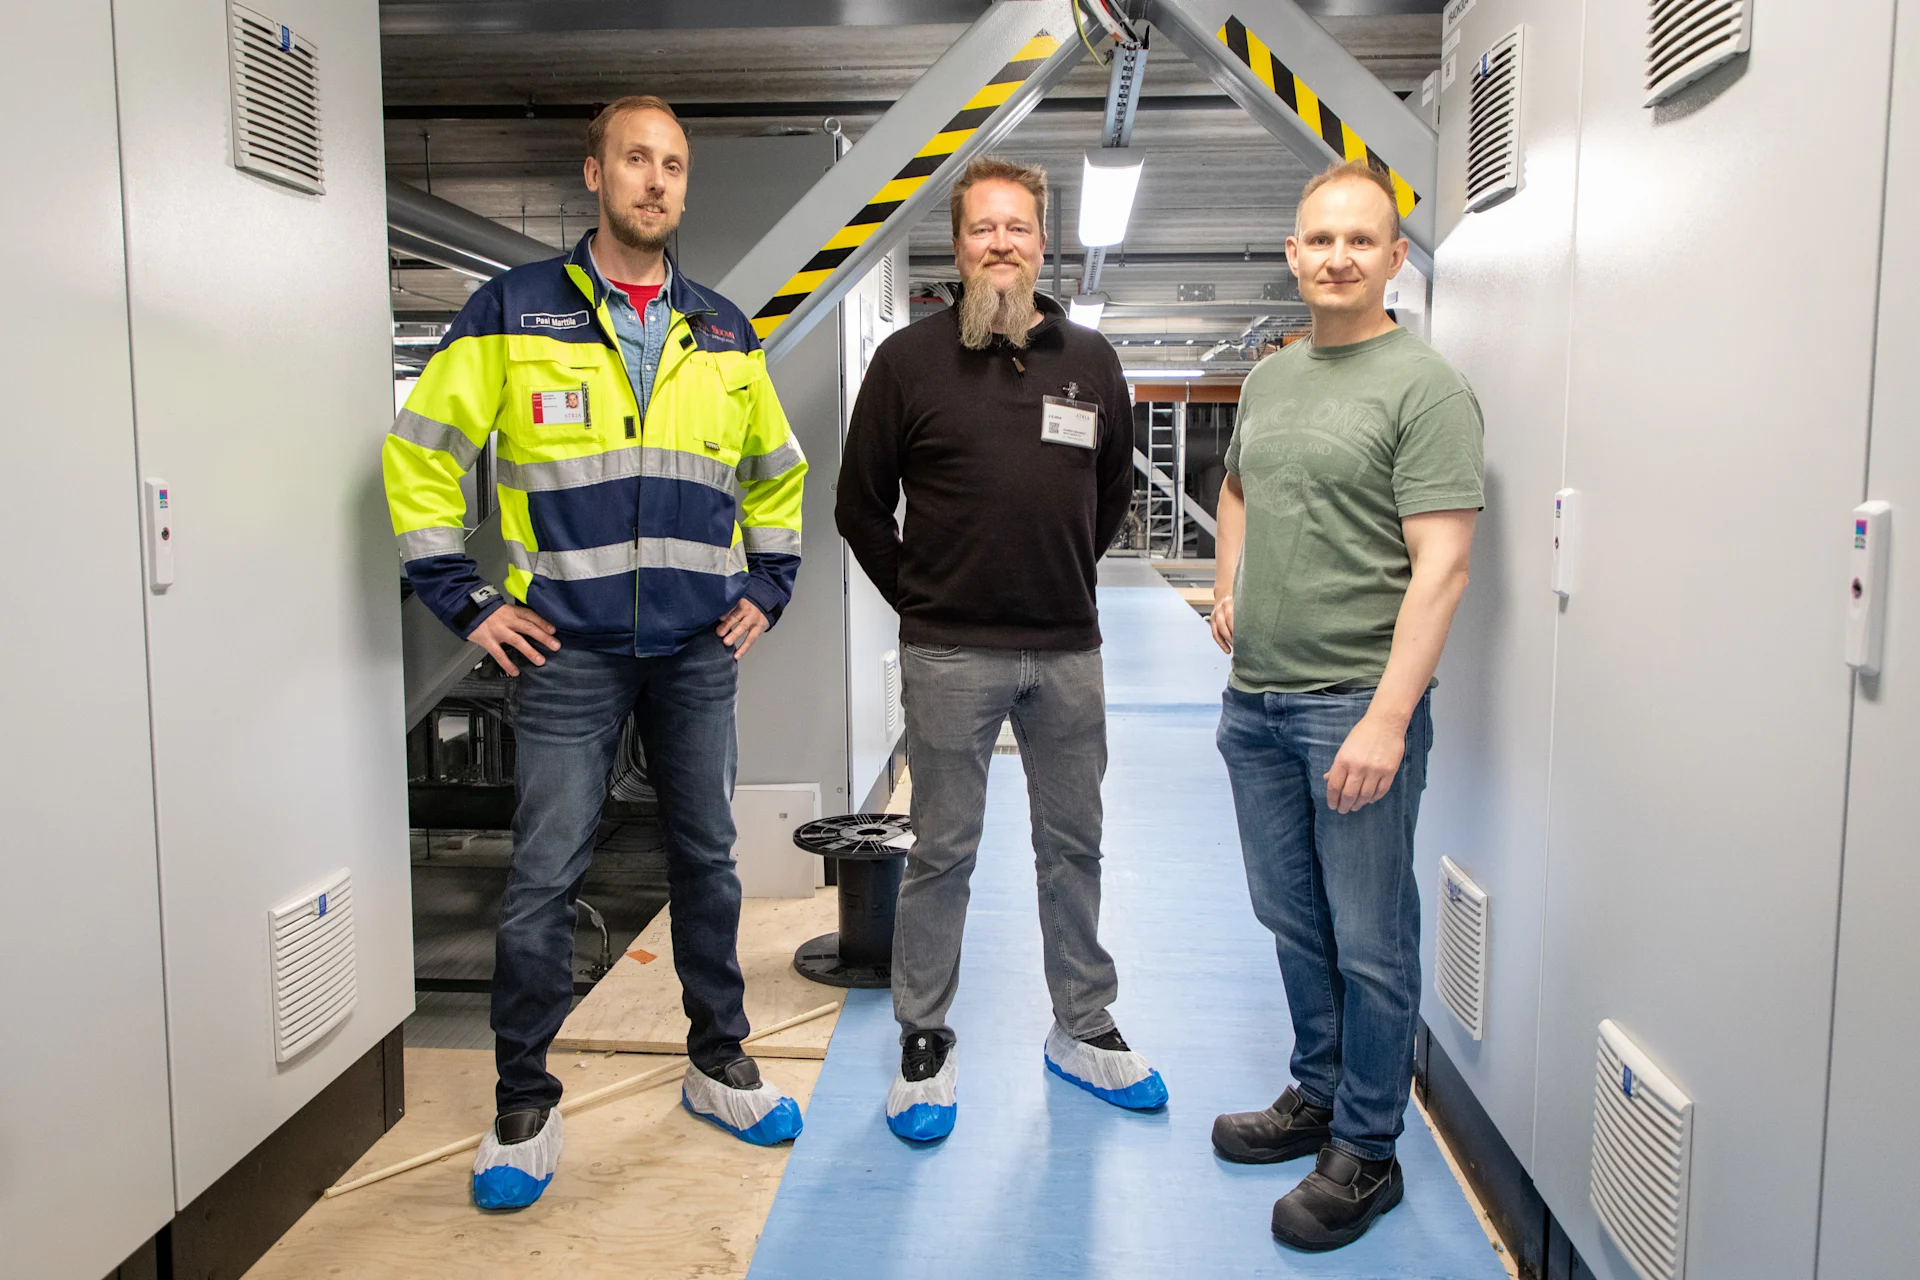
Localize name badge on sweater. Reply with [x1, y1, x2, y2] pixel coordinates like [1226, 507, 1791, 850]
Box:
[532, 385, 590, 426]
[1041, 396, 1098, 449]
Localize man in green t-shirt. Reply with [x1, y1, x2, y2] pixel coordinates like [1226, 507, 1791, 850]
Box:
[1207, 161, 1483, 1251]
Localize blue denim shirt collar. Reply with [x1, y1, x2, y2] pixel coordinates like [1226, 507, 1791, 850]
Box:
[586, 232, 674, 420]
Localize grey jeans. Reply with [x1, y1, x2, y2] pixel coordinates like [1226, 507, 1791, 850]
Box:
[893, 643, 1119, 1043]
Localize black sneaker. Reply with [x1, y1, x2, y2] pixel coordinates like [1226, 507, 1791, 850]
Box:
[1211, 1086, 1333, 1164]
[493, 1107, 551, 1144]
[1270, 1147, 1404, 1251]
[701, 1056, 763, 1090]
[901, 1029, 953, 1081]
[1077, 1027, 1131, 1052]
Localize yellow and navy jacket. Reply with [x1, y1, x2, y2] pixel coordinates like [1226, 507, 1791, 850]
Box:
[383, 235, 807, 655]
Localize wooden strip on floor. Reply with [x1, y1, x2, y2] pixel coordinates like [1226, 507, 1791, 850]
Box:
[245, 1046, 826, 1279]
[554, 888, 844, 1058]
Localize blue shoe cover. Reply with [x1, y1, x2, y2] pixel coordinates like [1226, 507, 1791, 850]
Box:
[887, 1100, 957, 1142]
[470, 1108, 563, 1210]
[1043, 1022, 1170, 1111]
[886, 1042, 958, 1141]
[472, 1164, 554, 1210]
[681, 1065, 805, 1145]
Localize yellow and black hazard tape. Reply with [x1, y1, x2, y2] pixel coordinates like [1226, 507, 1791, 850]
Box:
[751, 33, 1062, 340]
[1216, 16, 1419, 218]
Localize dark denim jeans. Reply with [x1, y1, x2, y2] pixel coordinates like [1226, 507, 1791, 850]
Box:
[1215, 685, 1432, 1162]
[494, 631, 747, 1112]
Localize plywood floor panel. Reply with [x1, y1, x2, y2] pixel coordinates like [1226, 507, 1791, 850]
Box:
[554, 889, 844, 1058]
[245, 1046, 827, 1280]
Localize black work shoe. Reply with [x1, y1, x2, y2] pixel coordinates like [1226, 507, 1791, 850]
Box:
[1270, 1147, 1404, 1251]
[901, 1030, 954, 1082]
[1212, 1086, 1334, 1164]
[702, 1056, 763, 1090]
[1077, 1026, 1132, 1052]
[494, 1107, 552, 1144]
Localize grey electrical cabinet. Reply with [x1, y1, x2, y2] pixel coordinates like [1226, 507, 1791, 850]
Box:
[1425, 1, 1914, 1277]
[3, 1, 411, 1273]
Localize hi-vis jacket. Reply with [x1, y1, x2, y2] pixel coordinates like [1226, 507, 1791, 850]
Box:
[384, 235, 806, 655]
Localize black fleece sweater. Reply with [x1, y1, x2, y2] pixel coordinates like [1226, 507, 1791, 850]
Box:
[835, 294, 1135, 650]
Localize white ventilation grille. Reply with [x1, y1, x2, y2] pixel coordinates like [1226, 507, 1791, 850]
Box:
[228, 4, 323, 194]
[1464, 27, 1524, 213]
[1591, 1020, 1694, 1280]
[270, 869, 356, 1062]
[878, 252, 897, 323]
[1435, 856, 1489, 1039]
[1645, 0, 1752, 107]
[881, 649, 904, 744]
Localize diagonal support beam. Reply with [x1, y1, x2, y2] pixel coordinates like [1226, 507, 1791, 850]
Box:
[1146, 0, 1437, 271]
[718, 0, 1089, 363]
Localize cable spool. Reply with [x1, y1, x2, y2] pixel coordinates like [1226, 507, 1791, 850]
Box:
[790, 813, 912, 989]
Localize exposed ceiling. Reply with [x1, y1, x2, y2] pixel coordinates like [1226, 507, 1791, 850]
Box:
[381, 1, 1442, 369]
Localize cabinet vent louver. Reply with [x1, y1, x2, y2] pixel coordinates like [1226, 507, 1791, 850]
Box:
[270, 869, 356, 1062]
[228, 3, 323, 194]
[1644, 0, 1752, 107]
[881, 650, 904, 744]
[1465, 27, 1524, 212]
[1435, 856, 1489, 1039]
[1591, 1020, 1694, 1280]
[878, 252, 897, 323]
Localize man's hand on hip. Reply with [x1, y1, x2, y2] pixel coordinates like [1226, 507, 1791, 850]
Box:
[1323, 712, 1406, 814]
[468, 602, 561, 676]
[1210, 595, 1235, 654]
[717, 598, 769, 659]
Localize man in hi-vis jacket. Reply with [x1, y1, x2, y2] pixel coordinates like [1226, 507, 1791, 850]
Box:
[384, 95, 808, 1210]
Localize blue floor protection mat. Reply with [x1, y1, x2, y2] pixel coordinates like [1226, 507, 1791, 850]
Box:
[748, 586, 1505, 1280]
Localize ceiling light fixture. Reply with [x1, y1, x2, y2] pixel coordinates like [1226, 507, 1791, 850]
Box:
[1068, 293, 1107, 329]
[1078, 148, 1144, 249]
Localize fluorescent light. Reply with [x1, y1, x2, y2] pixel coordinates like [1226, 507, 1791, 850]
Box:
[1079, 148, 1144, 248]
[1122, 368, 1205, 379]
[1067, 293, 1106, 328]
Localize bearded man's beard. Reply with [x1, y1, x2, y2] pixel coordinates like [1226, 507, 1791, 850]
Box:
[604, 195, 678, 253]
[957, 257, 1039, 350]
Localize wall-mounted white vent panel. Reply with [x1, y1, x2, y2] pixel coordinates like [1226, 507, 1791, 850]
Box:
[269, 869, 356, 1062]
[1644, 0, 1752, 107]
[1436, 856, 1489, 1039]
[228, 3, 323, 194]
[1465, 27, 1525, 212]
[1591, 1019, 1694, 1280]
[881, 649, 904, 744]
[878, 251, 897, 323]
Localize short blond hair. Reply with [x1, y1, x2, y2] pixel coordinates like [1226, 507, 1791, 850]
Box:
[949, 155, 1048, 238]
[586, 95, 685, 164]
[1296, 159, 1402, 241]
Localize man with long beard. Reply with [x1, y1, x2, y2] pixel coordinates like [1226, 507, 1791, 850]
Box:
[836, 156, 1165, 1142]
[384, 96, 810, 1209]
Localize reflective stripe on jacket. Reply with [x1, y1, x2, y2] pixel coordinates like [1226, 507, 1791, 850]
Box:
[383, 233, 807, 655]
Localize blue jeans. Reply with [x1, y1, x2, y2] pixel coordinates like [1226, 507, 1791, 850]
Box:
[1215, 685, 1432, 1162]
[494, 631, 747, 1112]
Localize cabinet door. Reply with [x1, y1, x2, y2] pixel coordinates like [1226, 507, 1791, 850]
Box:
[1818, 4, 1920, 1274]
[1533, 2, 1896, 1276]
[0, 1, 177, 1272]
[111, 0, 412, 1203]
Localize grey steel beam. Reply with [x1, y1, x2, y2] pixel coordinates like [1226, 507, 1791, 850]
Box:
[1145, 0, 1436, 269]
[401, 513, 509, 730]
[379, 0, 995, 36]
[383, 94, 1259, 122]
[1081, 31, 1150, 299]
[720, 0, 1089, 361]
[387, 178, 556, 274]
[390, 228, 501, 279]
[1132, 449, 1217, 537]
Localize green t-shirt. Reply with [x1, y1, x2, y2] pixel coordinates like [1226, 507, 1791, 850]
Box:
[1224, 326, 1484, 693]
